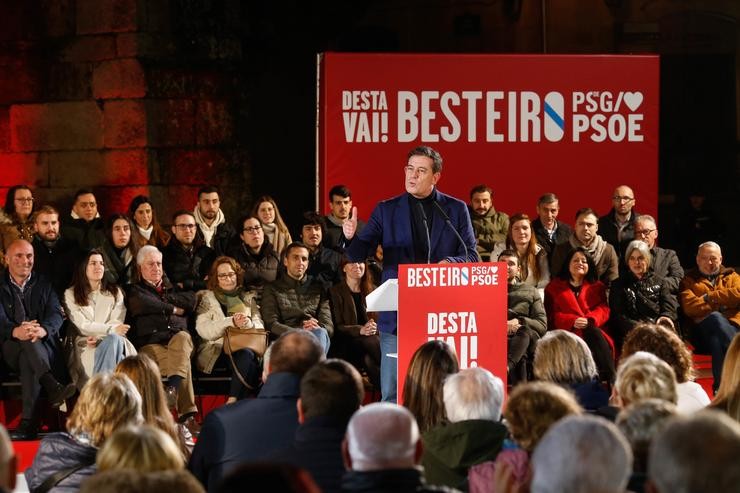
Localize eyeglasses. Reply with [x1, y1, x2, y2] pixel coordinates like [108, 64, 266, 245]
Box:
[612, 196, 634, 202]
[243, 226, 262, 233]
[635, 229, 656, 236]
[175, 224, 196, 230]
[217, 272, 237, 279]
[14, 198, 33, 203]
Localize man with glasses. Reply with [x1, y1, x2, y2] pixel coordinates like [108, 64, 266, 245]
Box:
[227, 215, 280, 297]
[633, 214, 684, 296]
[598, 185, 640, 258]
[62, 188, 106, 250]
[163, 210, 215, 291]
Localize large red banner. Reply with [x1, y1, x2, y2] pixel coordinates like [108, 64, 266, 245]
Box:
[317, 53, 659, 225]
[397, 263, 508, 400]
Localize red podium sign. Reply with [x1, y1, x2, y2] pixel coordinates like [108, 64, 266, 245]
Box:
[397, 262, 508, 401]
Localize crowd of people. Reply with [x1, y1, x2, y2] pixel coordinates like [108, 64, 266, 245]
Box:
[0, 145, 736, 492]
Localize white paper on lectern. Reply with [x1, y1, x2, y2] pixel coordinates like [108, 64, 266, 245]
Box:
[366, 278, 398, 312]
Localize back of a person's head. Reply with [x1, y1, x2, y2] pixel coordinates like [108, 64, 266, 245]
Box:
[621, 323, 694, 383]
[67, 373, 143, 447]
[81, 469, 205, 493]
[115, 354, 170, 424]
[533, 330, 598, 384]
[648, 411, 740, 493]
[616, 352, 677, 407]
[346, 403, 419, 471]
[97, 425, 184, 472]
[531, 415, 632, 493]
[709, 334, 740, 422]
[443, 367, 504, 423]
[300, 359, 363, 422]
[268, 331, 324, 376]
[504, 382, 583, 452]
[616, 399, 677, 474]
[217, 464, 321, 493]
[0, 424, 15, 492]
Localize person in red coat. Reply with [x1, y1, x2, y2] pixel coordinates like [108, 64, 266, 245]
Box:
[545, 246, 616, 383]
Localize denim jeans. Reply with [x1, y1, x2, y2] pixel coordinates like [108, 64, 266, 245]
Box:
[379, 331, 398, 403]
[695, 312, 738, 389]
[93, 334, 127, 374]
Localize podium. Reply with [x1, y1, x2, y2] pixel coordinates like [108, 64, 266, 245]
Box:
[369, 263, 508, 401]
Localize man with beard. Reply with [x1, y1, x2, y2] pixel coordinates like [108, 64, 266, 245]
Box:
[193, 186, 236, 256]
[163, 211, 215, 292]
[323, 185, 365, 253]
[468, 185, 508, 261]
[31, 205, 81, 297]
[227, 215, 280, 297]
[61, 189, 106, 250]
[300, 212, 342, 289]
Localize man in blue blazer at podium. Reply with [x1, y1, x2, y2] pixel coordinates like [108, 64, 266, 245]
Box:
[343, 146, 478, 402]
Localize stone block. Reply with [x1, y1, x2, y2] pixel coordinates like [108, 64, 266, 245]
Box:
[196, 100, 233, 146]
[100, 185, 150, 217]
[92, 59, 146, 99]
[76, 0, 138, 34]
[46, 62, 93, 101]
[0, 58, 43, 104]
[61, 35, 116, 62]
[10, 102, 103, 151]
[104, 100, 146, 148]
[115, 33, 175, 58]
[0, 107, 8, 151]
[146, 67, 234, 98]
[158, 149, 232, 185]
[40, 0, 76, 38]
[145, 99, 194, 147]
[0, 153, 48, 187]
[48, 149, 148, 187]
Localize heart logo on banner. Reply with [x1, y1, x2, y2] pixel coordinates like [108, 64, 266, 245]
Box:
[623, 92, 643, 112]
[491, 266, 498, 273]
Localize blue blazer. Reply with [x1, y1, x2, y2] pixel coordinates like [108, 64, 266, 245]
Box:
[345, 189, 477, 334]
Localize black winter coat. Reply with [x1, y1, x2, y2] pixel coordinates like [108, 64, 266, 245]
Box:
[126, 279, 197, 347]
[609, 271, 677, 345]
[226, 240, 280, 292]
[162, 238, 216, 292]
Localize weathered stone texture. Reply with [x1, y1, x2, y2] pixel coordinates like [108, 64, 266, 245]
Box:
[62, 35, 117, 62]
[48, 149, 147, 187]
[196, 100, 233, 146]
[46, 62, 94, 101]
[104, 99, 146, 148]
[10, 102, 103, 151]
[146, 99, 194, 147]
[0, 107, 8, 151]
[76, 0, 138, 35]
[0, 153, 48, 187]
[92, 58, 146, 99]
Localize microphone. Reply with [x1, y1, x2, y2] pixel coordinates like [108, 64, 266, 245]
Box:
[416, 202, 432, 264]
[432, 200, 469, 263]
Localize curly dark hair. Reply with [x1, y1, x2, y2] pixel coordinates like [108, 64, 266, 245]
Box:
[621, 323, 694, 383]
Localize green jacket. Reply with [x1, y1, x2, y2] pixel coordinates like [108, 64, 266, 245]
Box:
[469, 207, 509, 261]
[261, 274, 334, 337]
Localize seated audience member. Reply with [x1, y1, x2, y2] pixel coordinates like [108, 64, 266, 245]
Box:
[598, 185, 640, 258]
[81, 469, 205, 493]
[0, 185, 35, 259]
[609, 240, 678, 348]
[341, 402, 460, 493]
[128, 194, 171, 249]
[0, 239, 76, 440]
[32, 205, 81, 297]
[492, 214, 550, 297]
[252, 195, 293, 258]
[621, 323, 710, 414]
[680, 241, 739, 391]
[402, 340, 459, 434]
[116, 354, 193, 461]
[127, 245, 199, 431]
[101, 214, 140, 286]
[193, 186, 236, 255]
[226, 215, 280, 295]
[65, 249, 135, 388]
[217, 464, 320, 493]
[189, 330, 324, 491]
[499, 250, 547, 385]
[62, 188, 106, 250]
[0, 425, 16, 493]
[647, 411, 740, 493]
[533, 330, 609, 411]
[532, 193, 572, 267]
[164, 210, 216, 292]
[633, 214, 684, 297]
[530, 415, 632, 493]
[551, 208, 619, 285]
[323, 185, 365, 252]
[25, 373, 143, 492]
[97, 425, 185, 472]
[708, 333, 740, 422]
[196, 256, 264, 402]
[261, 242, 333, 354]
[614, 352, 678, 412]
[300, 211, 342, 288]
[422, 368, 507, 490]
[469, 382, 582, 493]
[468, 184, 509, 261]
[329, 258, 380, 388]
[270, 359, 364, 493]
[616, 399, 678, 493]
[545, 246, 615, 383]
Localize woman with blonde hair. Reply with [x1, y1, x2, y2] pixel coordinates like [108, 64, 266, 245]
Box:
[97, 425, 184, 472]
[708, 334, 740, 422]
[251, 195, 292, 257]
[614, 351, 678, 408]
[25, 373, 142, 492]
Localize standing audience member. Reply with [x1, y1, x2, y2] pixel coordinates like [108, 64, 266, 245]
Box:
[189, 330, 324, 492]
[97, 425, 185, 472]
[621, 323, 710, 414]
[128, 195, 171, 249]
[329, 258, 381, 388]
[0, 185, 35, 258]
[402, 340, 459, 434]
[62, 189, 106, 250]
[341, 403, 460, 493]
[227, 215, 280, 295]
[422, 368, 507, 491]
[164, 211, 216, 292]
[323, 185, 365, 252]
[530, 415, 632, 493]
[32, 205, 81, 297]
[545, 246, 615, 383]
[25, 373, 143, 492]
[0, 425, 16, 493]
[270, 359, 364, 493]
[0, 239, 76, 440]
[193, 186, 236, 256]
[598, 185, 640, 258]
[532, 193, 572, 268]
[195, 256, 264, 402]
[65, 249, 135, 388]
[468, 184, 509, 261]
[647, 411, 740, 493]
[101, 214, 140, 286]
[680, 241, 739, 391]
[708, 334, 740, 422]
[252, 195, 293, 258]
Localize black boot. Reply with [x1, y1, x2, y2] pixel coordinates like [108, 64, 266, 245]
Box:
[10, 419, 38, 441]
[40, 373, 76, 407]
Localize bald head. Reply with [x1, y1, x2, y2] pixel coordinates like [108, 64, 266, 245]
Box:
[612, 185, 636, 219]
[696, 242, 722, 276]
[5, 239, 34, 284]
[344, 403, 421, 471]
[268, 330, 324, 377]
